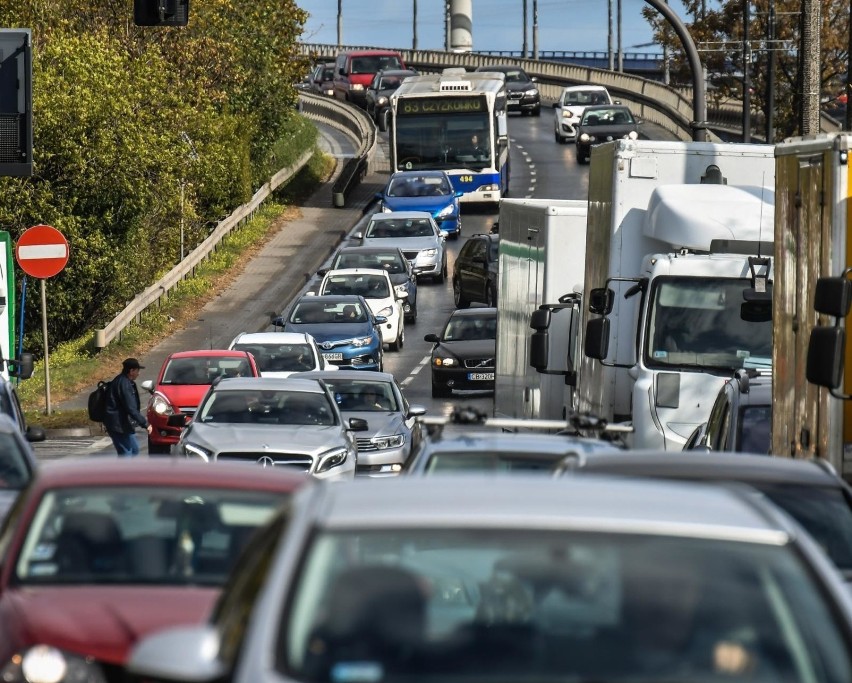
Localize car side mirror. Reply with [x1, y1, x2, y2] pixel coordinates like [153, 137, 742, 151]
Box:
[408, 405, 427, 418]
[129, 625, 226, 683]
[317, 267, 329, 277]
[374, 315, 388, 325]
[454, 191, 463, 198]
[338, 68, 345, 76]
[354, 232, 363, 240]
[141, 379, 154, 393]
[424, 333, 440, 343]
[439, 230, 449, 239]
[271, 315, 285, 327]
[531, 76, 538, 83]
[166, 413, 191, 428]
[375, 192, 384, 200]
[552, 102, 559, 108]
[348, 417, 370, 432]
[26, 425, 46, 443]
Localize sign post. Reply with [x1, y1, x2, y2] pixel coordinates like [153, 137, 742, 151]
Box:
[15, 225, 69, 415]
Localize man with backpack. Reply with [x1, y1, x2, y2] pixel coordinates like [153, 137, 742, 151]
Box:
[103, 357, 152, 456]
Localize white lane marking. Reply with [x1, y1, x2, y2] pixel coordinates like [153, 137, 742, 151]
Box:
[515, 144, 524, 149]
[90, 437, 113, 449]
[401, 354, 431, 386]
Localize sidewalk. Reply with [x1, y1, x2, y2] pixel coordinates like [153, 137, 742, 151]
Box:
[57, 125, 389, 412]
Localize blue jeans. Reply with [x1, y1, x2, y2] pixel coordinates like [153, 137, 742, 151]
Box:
[108, 430, 140, 457]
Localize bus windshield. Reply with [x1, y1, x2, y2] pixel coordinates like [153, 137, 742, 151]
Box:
[395, 112, 491, 171]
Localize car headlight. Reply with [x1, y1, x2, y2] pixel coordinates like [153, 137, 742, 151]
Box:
[377, 96, 388, 106]
[1, 646, 107, 683]
[526, 87, 539, 95]
[351, 335, 375, 347]
[433, 357, 456, 367]
[184, 442, 212, 462]
[478, 184, 499, 191]
[377, 306, 394, 317]
[420, 248, 437, 258]
[435, 203, 455, 218]
[150, 393, 174, 416]
[350, 83, 364, 91]
[372, 434, 406, 450]
[317, 447, 348, 473]
[579, 133, 591, 142]
[562, 110, 574, 118]
[627, 130, 639, 140]
[395, 283, 409, 297]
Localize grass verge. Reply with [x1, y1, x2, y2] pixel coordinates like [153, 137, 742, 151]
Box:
[22, 150, 335, 430]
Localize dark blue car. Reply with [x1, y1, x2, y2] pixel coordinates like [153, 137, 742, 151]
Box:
[276, 295, 385, 372]
[376, 170, 462, 239]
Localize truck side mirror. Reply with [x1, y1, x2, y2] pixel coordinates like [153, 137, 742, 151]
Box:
[9, 353, 34, 380]
[530, 330, 549, 372]
[588, 288, 614, 316]
[807, 326, 845, 389]
[529, 308, 551, 331]
[814, 276, 852, 317]
[585, 318, 610, 360]
[741, 300, 771, 323]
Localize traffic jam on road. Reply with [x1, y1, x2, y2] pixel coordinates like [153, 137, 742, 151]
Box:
[8, 53, 852, 683]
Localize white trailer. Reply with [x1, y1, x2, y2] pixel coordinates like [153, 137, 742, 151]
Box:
[572, 140, 775, 449]
[494, 198, 587, 421]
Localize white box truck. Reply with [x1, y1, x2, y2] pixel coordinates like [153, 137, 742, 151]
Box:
[494, 199, 588, 421]
[568, 140, 775, 449]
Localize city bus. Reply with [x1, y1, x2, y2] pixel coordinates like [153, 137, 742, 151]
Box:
[388, 69, 509, 204]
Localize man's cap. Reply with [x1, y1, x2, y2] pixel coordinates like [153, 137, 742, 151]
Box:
[122, 357, 145, 371]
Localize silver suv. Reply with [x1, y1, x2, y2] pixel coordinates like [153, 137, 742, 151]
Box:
[173, 377, 366, 479]
[358, 211, 448, 282]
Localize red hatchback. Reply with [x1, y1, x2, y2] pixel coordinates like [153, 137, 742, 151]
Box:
[0, 458, 306, 683]
[141, 350, 260, 453]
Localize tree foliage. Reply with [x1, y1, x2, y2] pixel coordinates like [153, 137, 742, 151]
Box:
[642, 0, 848, 140]
[0, 0, 311, 349]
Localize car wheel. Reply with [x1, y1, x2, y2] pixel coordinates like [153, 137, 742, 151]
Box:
[435, 261, 447, 283]
[532, 106, 541, 117]
[390, 326, 404, 351]
[148, 439, 170, 455]
[453, 279, 471, 308]
[378, 110, 388, 132]
[554, 130, 561, 143]
[405, 305, 417, 324]
[577, 150, 589, 165]
[432, 379, 452, 399]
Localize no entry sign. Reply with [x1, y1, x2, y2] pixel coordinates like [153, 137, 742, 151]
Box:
[16, 224, 69, 278]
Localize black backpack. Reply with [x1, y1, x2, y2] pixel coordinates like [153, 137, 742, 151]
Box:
[87, 380, 111, 422]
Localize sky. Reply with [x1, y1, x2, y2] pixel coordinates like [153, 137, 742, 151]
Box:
[300, 0, 693, 55]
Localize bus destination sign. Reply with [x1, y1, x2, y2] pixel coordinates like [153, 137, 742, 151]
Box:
[398, 96, 486, 115]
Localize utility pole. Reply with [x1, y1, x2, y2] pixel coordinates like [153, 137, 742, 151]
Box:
[412, 0, 418, 50]
[663, 0, 670, 85]
[522, 0, 528, 58]
[337, 0, 342, 49]
[445, 0, 450, 51]
[533, 0, 539, 60]
[742, 0, 751, 143]
[608, 0, 614, 70]
[617, 0, 624, 72]
[801, 0, 821, 134]
[847, 0, 852, 131]
[766, 0, 776, 141]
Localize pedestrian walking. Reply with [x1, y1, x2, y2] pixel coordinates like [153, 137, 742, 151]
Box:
[104, 357, 152, 456]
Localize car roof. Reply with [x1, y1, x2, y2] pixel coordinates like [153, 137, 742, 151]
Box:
[323, 268, 391, 279]
[562, 84, 609, 92]
[306, 475, 791, 543]
[583, 104, 631, 111]
[294, 294, 367, 305]
[167, 349, 255, 359]
[377, 69, 417, 77]
[448, 307, 497, 318]
[389, 170, 448, 180]
[209, 377, 326, 394]
[368, 210, 435, 220]
[296, 370, 397, 383]
[35, 458, 308, 491]
[341, 49, 403, 57]
[233, 332, 311, 344]
[571, 451, 842, 487]
[336, 246, 405, 257]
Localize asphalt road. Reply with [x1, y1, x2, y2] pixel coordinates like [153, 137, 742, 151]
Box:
[34, 113, 675, 460]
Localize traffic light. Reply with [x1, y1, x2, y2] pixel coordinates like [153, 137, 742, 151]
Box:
[134, 0, 189, 27]
[0, 30, 32, 178]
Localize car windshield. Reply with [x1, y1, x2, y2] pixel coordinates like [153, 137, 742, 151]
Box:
[500, 69, 529, 83]
[15, 486, 284, 586]
[443, 315, 497, 341]
[387, 176, 452, 198]
[334, 253, 406, 275]
[380, 76, 403, 90]
[351, 55, 403, 74]
[738, 405, 771, 453]
[425, 452, 564, 473]
[563, 89, 609, 106]
[163, 356, 252, 384]
[323, 274, 390, 299]
[321, 379, 399, 412]
[367, 218, 435, 239]
[290, 301, 368, 324]
[0, 432, 32, 489]
[280, 529, 852, 683]
[198, 390, 335, 426]
[581, 108, 634, 125]
[232, 343, 315, 373]
[647, 277, 773, 372]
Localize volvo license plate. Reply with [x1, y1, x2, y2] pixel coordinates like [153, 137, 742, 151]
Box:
[322, 353, 344, 361]
[468, 372, 494, 381]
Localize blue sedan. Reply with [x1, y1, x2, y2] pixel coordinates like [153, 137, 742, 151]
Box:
[275, 295, 385, 372]
[375, 170, 462, 239]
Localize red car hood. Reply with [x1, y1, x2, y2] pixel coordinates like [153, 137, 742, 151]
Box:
[6, 585, 217, 664]
[156, 384, 209, 409]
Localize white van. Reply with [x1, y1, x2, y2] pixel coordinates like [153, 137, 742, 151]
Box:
[553, 84, 613, 143]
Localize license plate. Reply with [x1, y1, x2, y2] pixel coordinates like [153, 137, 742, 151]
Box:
[468, 372, 494, 381]
[322, 353, 344, 361]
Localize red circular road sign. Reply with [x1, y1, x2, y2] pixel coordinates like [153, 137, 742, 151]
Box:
[16, 225, 69, 279]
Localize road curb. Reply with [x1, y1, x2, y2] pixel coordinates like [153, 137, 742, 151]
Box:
[44, 426, 99, 439]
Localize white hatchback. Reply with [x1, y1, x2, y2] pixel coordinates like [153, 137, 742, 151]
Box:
[554, 84, 613, 143]
[228, 331, 337, 377]
[318, 268, 405, 351]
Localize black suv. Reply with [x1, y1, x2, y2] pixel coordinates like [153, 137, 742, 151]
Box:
[474, 64, 541, 116]
[365, 69, 417, 131]
[452, 233, 498, 308]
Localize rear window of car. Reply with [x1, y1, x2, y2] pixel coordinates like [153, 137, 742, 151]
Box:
[367, 218, 435, 238]
[350, 55, 403, 74]
[290, 301, 368, 324]
[334, 252, 406, 274]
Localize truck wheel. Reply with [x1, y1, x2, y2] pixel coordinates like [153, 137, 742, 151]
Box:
[378, 110, 388, 132]
[148, 439, 170, 455]
[453, 280, 470, 308]
[432, 380, 452, 399]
